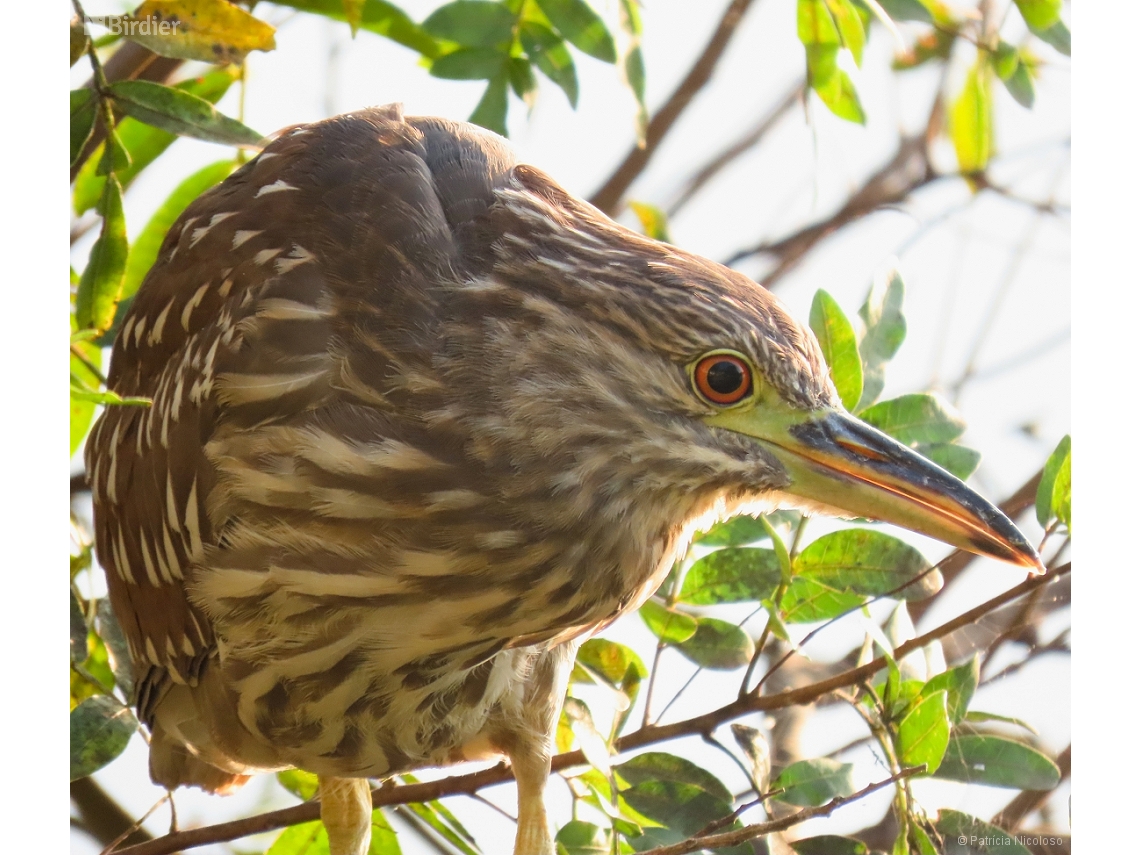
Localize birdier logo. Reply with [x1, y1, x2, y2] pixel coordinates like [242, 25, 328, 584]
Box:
[84, 15, 182, 37]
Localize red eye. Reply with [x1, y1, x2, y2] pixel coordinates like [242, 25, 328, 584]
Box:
[694, 354, 752, 405]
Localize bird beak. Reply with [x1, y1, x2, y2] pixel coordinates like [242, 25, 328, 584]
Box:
[707, 405, 1044, 572]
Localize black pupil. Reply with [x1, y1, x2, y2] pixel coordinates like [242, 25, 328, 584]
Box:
[706, 360, 745, 394]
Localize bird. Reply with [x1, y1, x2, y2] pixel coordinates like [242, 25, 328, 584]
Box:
[85, 104, 1042, 855]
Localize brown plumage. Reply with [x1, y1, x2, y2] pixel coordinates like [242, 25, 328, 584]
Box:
[86, 105, 1038, 855]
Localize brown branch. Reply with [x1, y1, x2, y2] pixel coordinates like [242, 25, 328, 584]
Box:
[725, 134, 937, 286]
[666, 80, 802, 217]
[588, 0, 761, 215]
[114, 563, 1069, 855]
[637, 766, 924, 855]
[71, 777, 153, 849]
[992, 744, 1070, 832]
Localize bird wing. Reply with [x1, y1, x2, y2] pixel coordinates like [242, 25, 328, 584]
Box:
[87, 106, 521, 708]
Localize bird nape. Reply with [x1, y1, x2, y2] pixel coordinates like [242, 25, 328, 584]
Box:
[85, 105, 1041, 855]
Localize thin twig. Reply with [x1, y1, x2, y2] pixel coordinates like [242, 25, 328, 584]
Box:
[666, 80, 802, 216]
[635, 766, 924, 855]
[100, 793, 169, 855]
[589, 0, 761, 215]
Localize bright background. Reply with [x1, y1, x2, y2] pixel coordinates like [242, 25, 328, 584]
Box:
[69, 1, 1071, 853]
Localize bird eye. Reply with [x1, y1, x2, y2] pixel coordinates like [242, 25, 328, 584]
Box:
[693, 353, 753, 405]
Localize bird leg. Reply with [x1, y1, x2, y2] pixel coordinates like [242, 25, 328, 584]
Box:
[318, 776, 373, 855]
[506, 740, 555, 855]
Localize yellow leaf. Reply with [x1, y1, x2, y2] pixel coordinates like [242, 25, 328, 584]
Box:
[125, 0, 276, 65]
[950, 55, 993, 176]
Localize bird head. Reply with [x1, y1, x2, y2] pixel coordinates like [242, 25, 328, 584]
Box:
[448, 164, 1041, 573]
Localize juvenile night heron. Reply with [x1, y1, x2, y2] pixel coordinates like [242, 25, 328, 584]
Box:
[86, 105, 1040, 855]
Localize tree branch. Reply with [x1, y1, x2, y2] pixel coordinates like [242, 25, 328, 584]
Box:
[725, 133, 937, 286]
[71, 777, 153, 849]
[588, 0, 761, 215]
[113, 563, 1070, 855]
[666, 80, 802, 217]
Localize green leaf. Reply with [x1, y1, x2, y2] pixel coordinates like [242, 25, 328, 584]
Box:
[639, 599, 698, 643]
[564, 697, 612, 773]
[620, 781, 744, 852]
[71, 89, 97, 167]
[70, 590, 89, 665]
[856, 269, 906, 410]
[95, 598, 136, 697]
[1036, 434, 1070, 527]
[122, 159, 237, 315]
[423, 1, 517, 47]
[860, 393, 965, 446]
[74, 68, 240, 215]
[963, 710, 1039, 733]
[1014, 0, 1061, 31]
[556, 821, 610, 855]
[797, 0, 841, 45]
[935, 734, 1061, 790]
[915, 443, 981, 480]
[76, 175, 128, 335]
[992, 42, 1020, 79]
[536, 0, 617, 63]
[935, 810, 1032, 855]
[920, 656, 978, 724]
[127, 0, 276, 64]
[616, 752, 733, 803]
[99, 128, 133, 176]
[575, 638, 648, 685]
[619, 0, 646, 137]
[70, 695, 137, 780]
[268, 820, 328, 854]
[730, 724, 771, 794]
[278, 768, 320, 800]
[678, 546, 782, 605]
[108, 80, 262, 148]
[70, 313, 102, 455]
[696, 510, 800, 547]
[469, 73, 511, 136]
[950, 56, 993, 174]
[673, 617, 755, 670]
[574, 638, 647, 734]
[809, 289, 864, 411]
[826, 0, 866, 66]
[399, 785, 482, 855]
[1000, 59, 1035, 109]
[897, 690, 950, 774]
[519, 21, 579, 107]
[628, 202, 671, 243]
[1053, 444, 1071, 530]
[508, 57, 538, 102]
[271, 0, 441, 55]
[792, 836, 868, 855]
[868, 0, 932, 23]
[1032, 19, 1070, 56]
[794, 529, 942, 601]
[772, 758, 856, 807]
[781, 576, 864, 623]
[441, 47, 507, 87]
[805, 45, 866, 123]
